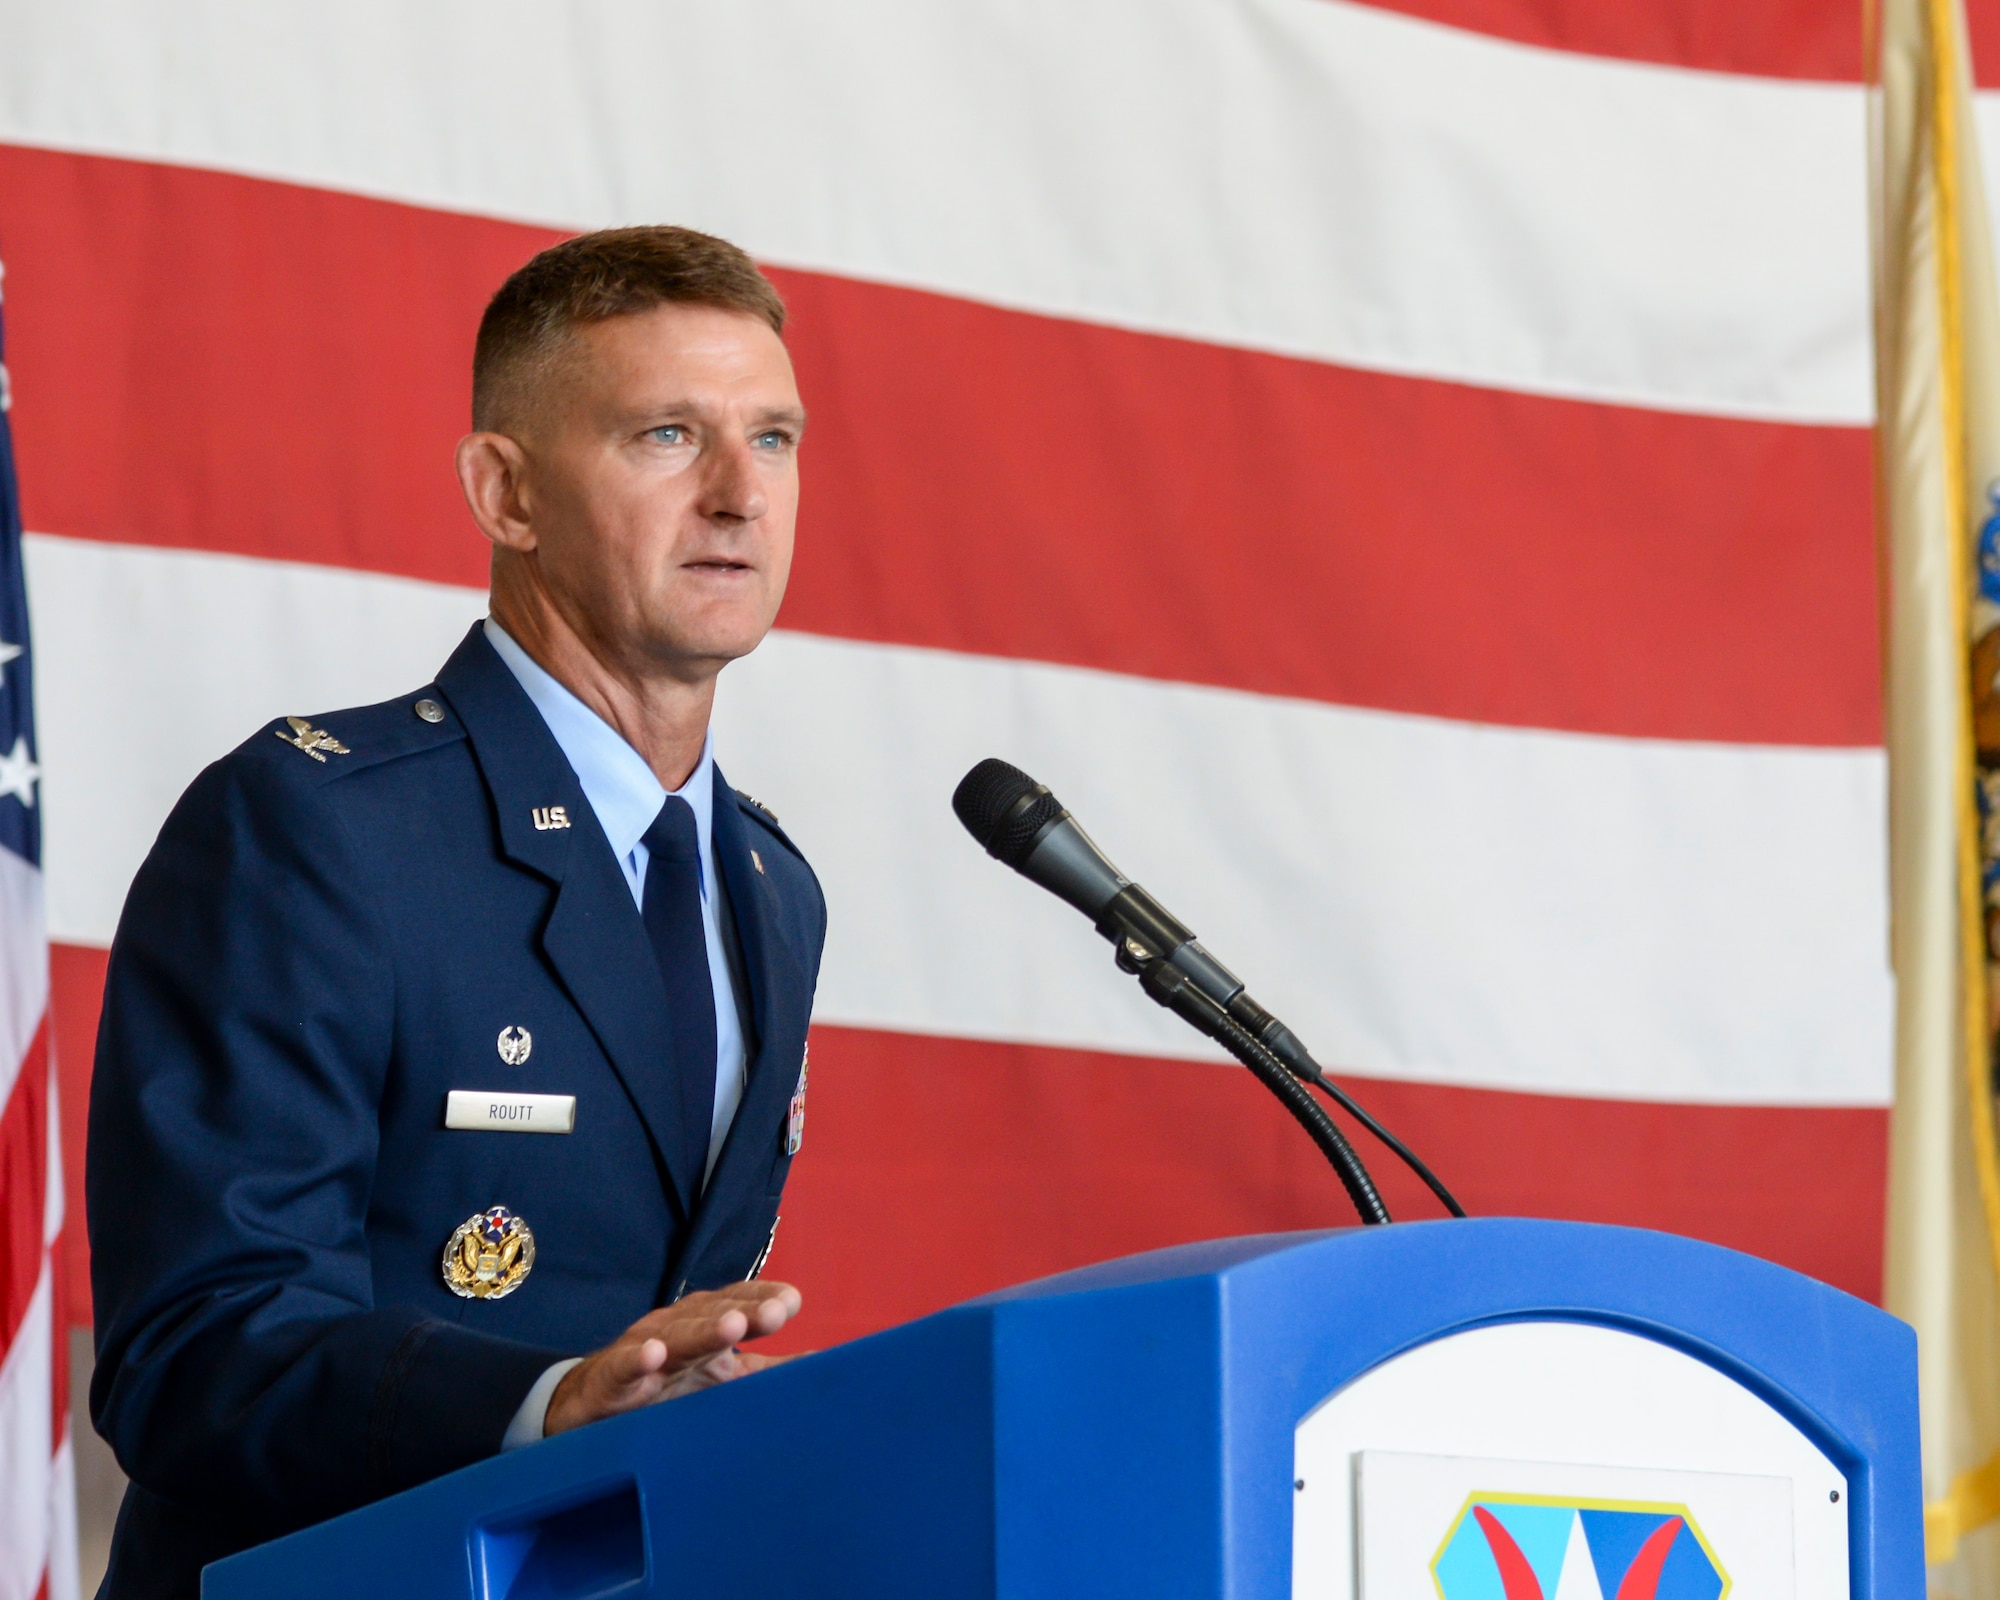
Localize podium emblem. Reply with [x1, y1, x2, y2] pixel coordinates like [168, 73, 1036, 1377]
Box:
[441, 1205, 536, 1299]
[1433, 1496, 1726, 1600]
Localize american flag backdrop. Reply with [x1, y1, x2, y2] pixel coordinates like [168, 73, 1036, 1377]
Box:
[0, 246, 76, 1597]
[0, 0, 1968, 1439]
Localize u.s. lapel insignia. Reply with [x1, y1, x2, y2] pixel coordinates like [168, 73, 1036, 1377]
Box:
[276, 716, 350, 763]
[785, 1047, 809, 1156]
[442, 1205, 536, 1299]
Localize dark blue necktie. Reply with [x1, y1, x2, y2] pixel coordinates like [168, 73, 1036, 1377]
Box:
[641, 795, 718, 1189]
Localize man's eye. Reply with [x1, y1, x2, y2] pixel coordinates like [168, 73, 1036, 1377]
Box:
[650, 425, 686, 445]
[754, 430, 791, 450]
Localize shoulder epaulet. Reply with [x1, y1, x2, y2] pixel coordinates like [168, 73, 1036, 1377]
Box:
[734, 788, 813, 868]
[262, 691, 463, 780]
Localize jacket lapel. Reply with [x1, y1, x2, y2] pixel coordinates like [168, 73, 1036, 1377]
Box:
[433, 626, 703, 1218]
[675, 768, 812, 1266]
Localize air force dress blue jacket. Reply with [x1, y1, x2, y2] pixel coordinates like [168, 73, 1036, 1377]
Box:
[85, 625, 827, 1596]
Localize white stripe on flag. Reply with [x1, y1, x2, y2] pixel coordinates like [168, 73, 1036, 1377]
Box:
[0, 0, 1869, 421]
[27, 533, 1892, 1106]
[720, 632, 1892, 1107]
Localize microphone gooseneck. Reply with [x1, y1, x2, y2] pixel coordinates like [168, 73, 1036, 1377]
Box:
[952, 757, 1465, 1224]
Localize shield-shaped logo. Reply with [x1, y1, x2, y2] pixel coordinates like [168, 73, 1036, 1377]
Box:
[1433, 1494, 1727, 1600]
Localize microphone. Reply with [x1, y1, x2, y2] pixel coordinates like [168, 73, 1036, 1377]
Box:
[950, 757, 1316, 1075]
[951, 758, 1465, 1221]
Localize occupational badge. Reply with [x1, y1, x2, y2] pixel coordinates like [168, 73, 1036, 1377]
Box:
[275, 715, 350, 763]
[441, 1205, 536, 1299]
[497, 1025, 532, 1065]
[785, 1048, 808, 1156]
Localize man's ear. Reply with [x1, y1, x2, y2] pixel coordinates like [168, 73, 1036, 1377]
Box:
[456, 432, 537, 552]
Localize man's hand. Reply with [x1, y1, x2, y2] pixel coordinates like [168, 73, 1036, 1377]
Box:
[544, 1279, 802, 1435]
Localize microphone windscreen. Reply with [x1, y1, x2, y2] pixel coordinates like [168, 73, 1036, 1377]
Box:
[952, 758, 1067, 866]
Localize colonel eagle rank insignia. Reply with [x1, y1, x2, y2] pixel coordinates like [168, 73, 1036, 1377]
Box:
[442, 1205, 536, 1299]
[276, 715, 350, 763]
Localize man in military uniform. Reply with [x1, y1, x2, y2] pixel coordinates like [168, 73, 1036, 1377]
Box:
[85, 227, 825, 1596]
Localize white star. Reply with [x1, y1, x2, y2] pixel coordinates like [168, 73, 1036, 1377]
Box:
[0, 640, 19, 687]
[0, 736, 39, 807]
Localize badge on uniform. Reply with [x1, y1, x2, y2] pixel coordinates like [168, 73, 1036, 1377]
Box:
[275, 716, 349, 763]
[442, 1205, 536, 1299]
[785, 1047, 809, 1156]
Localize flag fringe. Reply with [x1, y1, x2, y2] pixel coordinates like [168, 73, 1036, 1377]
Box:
[1921, 0, 2000, 1556]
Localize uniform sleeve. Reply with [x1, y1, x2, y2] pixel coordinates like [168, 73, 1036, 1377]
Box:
[86, 745, 567, 1530]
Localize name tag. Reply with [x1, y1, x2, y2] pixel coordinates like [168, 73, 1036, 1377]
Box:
[445, 1091, 576, 1134]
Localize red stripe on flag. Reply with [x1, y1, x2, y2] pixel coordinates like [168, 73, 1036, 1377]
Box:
[1342, 0, 1863, 82]
[0, 143, 1879, 746]
[1970, 3, 2000, 88]
[775, 270, 1877, 746]
[0, 1017, 49, 1356]
[755, 1024, 1885, 1351]
[46, 945, 1886, 1350]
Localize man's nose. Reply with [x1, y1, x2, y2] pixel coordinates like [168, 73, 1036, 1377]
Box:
[700, 438, 769, 524]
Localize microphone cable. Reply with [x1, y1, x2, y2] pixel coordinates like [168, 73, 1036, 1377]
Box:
[1136, 955, 1392, 1225]
[1287, 1057, 1465, 1219]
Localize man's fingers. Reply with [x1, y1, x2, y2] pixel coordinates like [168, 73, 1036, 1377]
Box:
[731, 1349, 801, 1373]
[658, 1308, 746, 1366]
[606, 1336, 668, 1388]
[683, 1280, 801, 1317]
[548, 1338, 668, 1433]
[743, 1291, 798, 1335]
[699, 1280, 799, 1336]
[623, 1282, 800, 1347]
[549, 1284, 803, 1434]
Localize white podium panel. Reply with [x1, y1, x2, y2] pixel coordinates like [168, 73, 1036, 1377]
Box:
[1292, 1321, 1849, 1600]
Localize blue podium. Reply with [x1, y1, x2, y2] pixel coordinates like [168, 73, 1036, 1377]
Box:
[202, 1219, 1921, 1600]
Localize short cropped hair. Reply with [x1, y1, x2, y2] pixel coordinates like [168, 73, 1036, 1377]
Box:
[472, 225, 787, 431]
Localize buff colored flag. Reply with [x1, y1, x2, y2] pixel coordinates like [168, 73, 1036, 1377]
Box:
[1879, 0, 2000, 1588]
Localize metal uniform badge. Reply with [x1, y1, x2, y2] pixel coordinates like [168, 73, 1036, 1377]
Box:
[275, 716, 350, 762]
[785, 1047, 808, 1156]
[442, 1205, 536, 1299]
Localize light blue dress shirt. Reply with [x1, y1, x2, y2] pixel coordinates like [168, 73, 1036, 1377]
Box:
[484, 619, 750, 1450]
